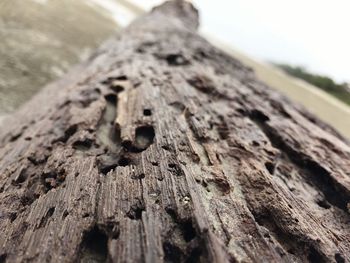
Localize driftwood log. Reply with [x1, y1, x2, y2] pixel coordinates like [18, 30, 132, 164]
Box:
[1, 1, 350, 262]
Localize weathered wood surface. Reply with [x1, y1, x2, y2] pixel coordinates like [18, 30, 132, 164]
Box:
[0, 1, 350, 262]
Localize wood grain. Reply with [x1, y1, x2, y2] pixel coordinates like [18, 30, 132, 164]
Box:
[0, 1, 349, 262]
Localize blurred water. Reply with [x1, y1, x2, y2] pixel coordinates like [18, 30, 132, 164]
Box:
[0, 0, 119, 119]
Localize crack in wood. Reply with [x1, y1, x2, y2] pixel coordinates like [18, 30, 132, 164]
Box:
[249, 109, 350, 212]
[79, 226, 109, 263]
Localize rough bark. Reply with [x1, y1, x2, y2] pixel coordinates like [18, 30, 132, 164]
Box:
[0, 1, 350, 262]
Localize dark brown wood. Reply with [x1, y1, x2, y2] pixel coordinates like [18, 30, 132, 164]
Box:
[0, 1, 350, 262]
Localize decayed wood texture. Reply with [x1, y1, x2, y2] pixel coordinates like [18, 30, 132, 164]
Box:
[0, 1, 350, 262]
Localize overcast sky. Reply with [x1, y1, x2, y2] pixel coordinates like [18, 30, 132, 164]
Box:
[134, 0, 349, 83]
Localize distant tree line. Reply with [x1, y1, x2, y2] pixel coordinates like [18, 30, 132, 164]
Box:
[274, 63, 350, 106]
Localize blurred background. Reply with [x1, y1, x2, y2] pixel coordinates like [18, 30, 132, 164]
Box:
[0, 0, 349, 137]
